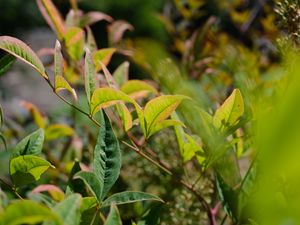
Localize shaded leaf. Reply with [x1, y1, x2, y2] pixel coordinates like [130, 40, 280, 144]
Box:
[104, 204, 122, 225]
[45, 124, 74, 140]
[74, 171, 102, 203]
[65, 27, 85, 60]
[54, 40, 63, 76]
[113, 61, 129, 87]
[0, 133, 7, 151]
[121, 80, 158, 99]
[93, 48, 116, 71]
[102, 191, 164, 208]
[31, 184, 64, 201]
[108, 20, 134, 44]
[54, 75, 78, 100]
[213, 89, 244, 130]
[94, 111, 121, 199]
[90, 87, 134, 115]
[0, 200, 62, 225]
[36, 0, 66, 40]
[80, 12, 112, 27]
[20, 101, 46, 128]
[84, 48, 97, 104]
[0, 104, 3, 128]
[10, 155, 53, 187]
[12, 129, 44, 158]
[86, 27, 97, 53]
[147, 119, 184, 138]
[0, 53, 16, 76]
[0, 36, 47, 79]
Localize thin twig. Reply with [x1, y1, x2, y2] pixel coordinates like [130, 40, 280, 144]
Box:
[0, 178, 23, 200]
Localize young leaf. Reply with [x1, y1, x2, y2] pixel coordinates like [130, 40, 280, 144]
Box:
[45, 124, 74, 140]
[31, 184, 65, 202]
[54, 40, 63, 76]
[147, 119, 184, 139]
[104, 204, 122, 225]
[90, 87, 134, 115]
[101, 191, 164, 208]
[54, 75, 78, 100]
[84, 48, 97, 104]
[86, 27, 97, 53]
[113, 61, 129, 87]
[93, 48, 116, 71]
[20, 101, 46, 128]
[0, 36, 47, 79]
[74, 171, 102, 203]
[12, 128, 44, 158]
[65, 27, 85, 61]
[213, 89, 244, 130]
[44, 194, 82, 225]
[80, 12, 113, 27]
[94, 111, 121, 199]
[121, 80, 158, 99]
[143, 95, 189, 137]
[10, 155, 53, 187]
[108, 20, 134, 44]
[0, 200, 62, 225]
[0, 53, 16, 76]
[36, 0, 66, 40]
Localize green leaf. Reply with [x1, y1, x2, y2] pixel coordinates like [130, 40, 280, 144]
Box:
[80, 197, 97, 213]
[65, 27, 85, 61]
[104, 204, 122, 225]
[147, 119, 184, 138]
[20, 101, 46, 128]
[12, 129, 44, 158]
[80, 197, 100, 225]
[74, 171, 102, 203]
[90, 87, 134, 115]
[143, 95, 189, 138]
[10, 155, 53, 187]
[86, 27, 97, 53]
[183, 134, 205, 164]
[113, 61, 129, 87]
[0, 133, 7, 151]
[101, 191, 164, 208]
[54, 75, 77, 100]
[213, 89, 244, 130]
[93, 48, 116, 72]
[44, 194, 82, 225]
[94, 111, 121, 200]
[84, 48, 97, 104]
[121, 80, 158, 99]
[0, 104, 3, 128]
[0, 53, 16, 76]
[0, 200, 62, 225]
[0, 36, 47, 79]
[36, 0, 66, 40]
[66, 160, 87, 196]
[54, 40, 63, 76]
[45, 124, 74, 140]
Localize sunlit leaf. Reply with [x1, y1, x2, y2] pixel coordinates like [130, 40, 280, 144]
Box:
[147, 119, 184, 138]
[0, 53, 16, 76]
[183, 134, 205, 164]
[104, 204, 122, 225]
[0, 36, 47, 79]
[94, 111, 121, 199]
[74, 171, 102, 203]
[93, 48, 116, 71]
[54, 75, 78, 100]
[45, 124, 74, 140]
[0, 200, 62, 225]
[121, 80, 158, 99]
[113, 61, 129, 87]
[85, 48, 97, 104]
[213, 89, 244, 130]
[36, 0, 66, 40]
[10, 155, 53, 187]
[54, 40, 63, 76]
[44, 194, 82, 225]
[90, 87, 134, 115]
[143, 95, 189, 138]
[65, 27, 85, 61]
[12, 129, 44, 158]
[101, 191, 164, 208]
[20, 101, 46, 128]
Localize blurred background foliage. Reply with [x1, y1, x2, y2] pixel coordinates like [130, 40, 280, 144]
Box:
[1, 0, 300, 225]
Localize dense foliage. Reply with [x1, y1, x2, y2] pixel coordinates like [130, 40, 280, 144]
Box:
[1, 0, 300, 225]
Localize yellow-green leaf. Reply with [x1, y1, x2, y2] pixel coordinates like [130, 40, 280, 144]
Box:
[54, 40, 63, 76]
[147, 119, 184, 138]
[20, 101, 46, 128]
[0, 36, 47, 79]
[54, 75, 77, 100]
[113, 61, 129, 87]
[93, 48, 116, 71]
[84, 48, 97, 104]
[143, 95, 189, 137]
[213, 89, 244, 130]
[90, 88, 134, 115]
[121, 80, 158, 99]
[87, 27, 97, 52]
[36, 0, 66, 40]
[45, 124, 74, 140]
[10, 155, 53, 187]
[65, 27, 85, 61]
